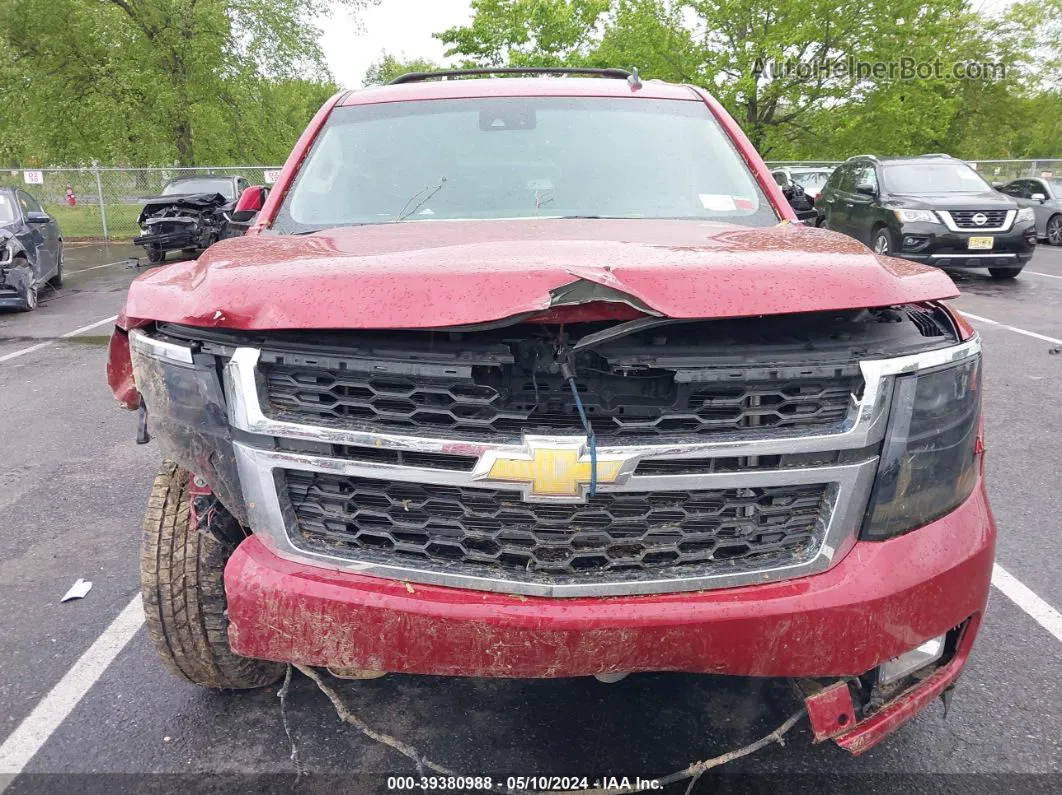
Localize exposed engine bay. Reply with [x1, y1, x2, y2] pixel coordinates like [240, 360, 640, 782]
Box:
[133, 192, 235, 264]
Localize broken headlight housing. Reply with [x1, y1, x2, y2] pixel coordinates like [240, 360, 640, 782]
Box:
[862, 355, 981, 540]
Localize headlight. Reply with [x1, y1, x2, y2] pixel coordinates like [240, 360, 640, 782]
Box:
[893, 208, 940, 224]
[1016, 207, 1035, 223]
[0, 241, 12, 265]
[129, 330, 228, 434]
[862, 355, 981, 540]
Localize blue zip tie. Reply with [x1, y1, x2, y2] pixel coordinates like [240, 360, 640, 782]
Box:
[567, 377, 597, 496]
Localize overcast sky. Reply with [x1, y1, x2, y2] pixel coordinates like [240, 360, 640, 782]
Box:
[320, 0, 473, 89]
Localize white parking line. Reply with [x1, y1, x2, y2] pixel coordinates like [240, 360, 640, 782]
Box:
[958, 310, 1062, 346]
[0, 596, 144, 787]
[0, 315, 117, 364]
[992, 564, 1062, 644]
[1025, 270, 1062, 280]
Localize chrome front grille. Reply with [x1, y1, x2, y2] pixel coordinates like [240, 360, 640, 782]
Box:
[948, 209, 1009, 228]
[262, 360, 859, 439]
[286, 470, 829, 580]
[213, 336, 982, 597]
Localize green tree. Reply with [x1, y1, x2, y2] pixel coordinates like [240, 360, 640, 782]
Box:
[363, 53, 442, 86]
[0, 0, 374, 166]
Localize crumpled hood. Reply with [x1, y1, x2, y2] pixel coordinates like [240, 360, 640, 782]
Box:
[122, 218, 959, 330]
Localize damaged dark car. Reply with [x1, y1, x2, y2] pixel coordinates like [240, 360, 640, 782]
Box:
[0, 187, 63, 311]
[133, 175, 248, 264]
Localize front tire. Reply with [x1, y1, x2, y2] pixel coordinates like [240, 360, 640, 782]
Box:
[140, 461, 284, 690]
[20, 283, 38, 312]
[989, 267, 1023, 279]
[872, 228, 894, 256]
[146, 247, 164, 264]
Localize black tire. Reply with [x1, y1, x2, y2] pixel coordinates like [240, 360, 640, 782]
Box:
[871, 227, 894, 256]
[989, 267, 1023, 279]
[48, 245, 63, 288]
[20, 283, 38, 312]
[1047, 214, 1062, 246]
[146, 247, 164, 264]
[140, 461, 284, 690]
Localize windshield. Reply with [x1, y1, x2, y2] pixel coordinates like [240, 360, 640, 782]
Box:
[274, 97, 777, 231]
[0, 194, 16, 225]
[1048, 179, 1062, 196]
[161, 178, 234, 199]
[883, 163, 991, 194]
[791, 171, 831, 193]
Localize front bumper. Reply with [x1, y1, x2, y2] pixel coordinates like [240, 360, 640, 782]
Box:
[895, 220, 1036, 269]
[225, 478, 994, 679]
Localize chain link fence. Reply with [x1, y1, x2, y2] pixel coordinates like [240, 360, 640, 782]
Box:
[765, 159, 1062, 182]
[2, 159, 1059, 241]
[0, 166, 281, 240]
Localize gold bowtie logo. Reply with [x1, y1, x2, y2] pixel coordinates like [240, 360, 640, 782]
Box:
[474, 440, 635, 502]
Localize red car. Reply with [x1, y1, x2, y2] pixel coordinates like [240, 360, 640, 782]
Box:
[107, 68, 993, 757]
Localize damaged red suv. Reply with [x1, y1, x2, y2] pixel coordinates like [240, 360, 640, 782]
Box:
[107, 68, 993, 756]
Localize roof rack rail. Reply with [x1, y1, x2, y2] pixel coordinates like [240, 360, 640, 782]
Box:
[387, 67, 634, 85]
[845, 154, 880, 162]
[917, 152, 954, 158]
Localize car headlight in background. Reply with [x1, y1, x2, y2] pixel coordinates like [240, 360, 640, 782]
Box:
[1015, 207, 1035, 223]
[862, 355, 982, 540]
[893, 208, 940, 224]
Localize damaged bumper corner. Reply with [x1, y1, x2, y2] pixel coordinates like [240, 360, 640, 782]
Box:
[0, 256, 35, 308]
[804, 615, 979, 754]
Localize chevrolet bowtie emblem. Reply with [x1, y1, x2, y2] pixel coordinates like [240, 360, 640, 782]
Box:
[472, 438, 638, 502]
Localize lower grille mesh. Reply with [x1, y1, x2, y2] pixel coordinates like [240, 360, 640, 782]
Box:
[285, 471, 829, 581]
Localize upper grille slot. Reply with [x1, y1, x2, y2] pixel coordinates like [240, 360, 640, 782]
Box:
[949, 210, 1009, 228]
[262, 362, 859, 440]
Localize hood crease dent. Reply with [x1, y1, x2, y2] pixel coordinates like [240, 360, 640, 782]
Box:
[121, 219, 960, 331]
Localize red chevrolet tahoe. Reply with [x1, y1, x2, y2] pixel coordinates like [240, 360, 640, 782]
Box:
[107, 68, 994, 757]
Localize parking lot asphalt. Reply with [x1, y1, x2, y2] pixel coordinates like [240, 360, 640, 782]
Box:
[1, 241, 1061, 793]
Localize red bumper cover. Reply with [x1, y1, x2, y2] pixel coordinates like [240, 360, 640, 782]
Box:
[226, 482, 994, 680]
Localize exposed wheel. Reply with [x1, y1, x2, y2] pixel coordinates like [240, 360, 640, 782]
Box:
[989, 267, 1023, 279]
[140, 461, 284, 689]
[48, 244, 64, 288]
[872, 228, 894, 256]
[20, 283, 38, 312]
[146, 247, 164, 264]
[1047, 214, 1062, 246]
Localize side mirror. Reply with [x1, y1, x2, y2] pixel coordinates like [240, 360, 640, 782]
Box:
[26, 211, 51, 224]
[854, 183, 876, 196]
[795, 207, 820, 222]
[993, 184, 1005, 190]
[1031, 193, 1047, 202]
[235, 186, 267, 214]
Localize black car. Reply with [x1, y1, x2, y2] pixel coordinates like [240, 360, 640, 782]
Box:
[819, 154, 1037, 279]
[0, 187, 63, 311]
[134, 175, 249, 263]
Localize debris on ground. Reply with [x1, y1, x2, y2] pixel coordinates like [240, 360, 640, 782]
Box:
[60, 579, 92, 602]
[293, 664, 806, 795]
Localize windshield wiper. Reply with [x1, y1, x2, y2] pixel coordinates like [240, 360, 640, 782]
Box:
[394, 178, 447, 222]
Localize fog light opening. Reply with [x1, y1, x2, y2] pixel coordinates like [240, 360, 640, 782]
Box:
[877, 635, 946, 685]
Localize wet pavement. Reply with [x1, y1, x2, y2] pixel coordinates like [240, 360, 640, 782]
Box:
[1, 242, 1061, 793]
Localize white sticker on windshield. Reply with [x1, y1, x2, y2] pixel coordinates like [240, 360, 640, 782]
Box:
[699, 194, 736, 211]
